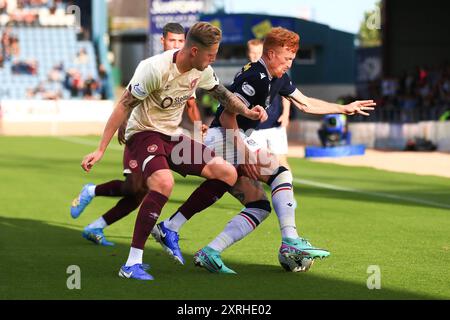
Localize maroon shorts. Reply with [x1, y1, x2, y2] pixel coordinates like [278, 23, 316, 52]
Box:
[122, 144, 137, 176]
[126, 131, 215, 179]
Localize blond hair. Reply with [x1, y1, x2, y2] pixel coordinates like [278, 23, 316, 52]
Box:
[186, 22, 222, 48]
[263, 27, 300, 54]
[247, 39, 263, 49]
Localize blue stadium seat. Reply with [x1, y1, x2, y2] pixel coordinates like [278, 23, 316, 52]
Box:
[1, 26, 99, 99]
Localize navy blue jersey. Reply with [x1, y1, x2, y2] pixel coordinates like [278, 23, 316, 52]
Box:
[256, 94, 283, 129]
[210, 59, 296, 132]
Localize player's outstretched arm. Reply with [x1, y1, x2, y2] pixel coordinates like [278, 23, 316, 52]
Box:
[288, 89, 376, 116]
[81, 89, 141, 172]
[209, 84, 268, 122]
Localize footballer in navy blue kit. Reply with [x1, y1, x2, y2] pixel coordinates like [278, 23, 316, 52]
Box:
[153, 27, 376, 274]
[210, 59, 296, 133]
[246, 38, 293, 171]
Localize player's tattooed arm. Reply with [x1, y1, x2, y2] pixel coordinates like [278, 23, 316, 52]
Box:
[82, 88, 141, 172]
[117, 88, 140, 145]
[209, 84, 268, 122]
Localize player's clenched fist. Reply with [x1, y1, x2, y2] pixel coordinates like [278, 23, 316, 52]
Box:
[81, 150, 104, 172]
[249, 105, 268, 122]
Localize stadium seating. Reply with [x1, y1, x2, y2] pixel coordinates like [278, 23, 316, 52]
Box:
[0, 26, 99, 99]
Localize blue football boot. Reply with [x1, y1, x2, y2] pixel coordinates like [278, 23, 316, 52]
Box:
[150, 222, 185, 265]
[119, 264, 154, 281]
[71, 183, 95, 219]
[82, 227, 115, 246]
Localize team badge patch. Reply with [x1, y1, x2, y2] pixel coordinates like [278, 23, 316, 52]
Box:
[242, 82, 256, 96]
[190, 78, 200, 89]
[147, 144, 158, 153]
[161, 97, 173, 109]
[129, 160, 138, 169]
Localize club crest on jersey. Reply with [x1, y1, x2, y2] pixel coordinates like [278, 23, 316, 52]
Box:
[242, 82, 256, 96]
[129, 160, 138, 169]
[190, 78, 200, 89]
[243, 63, 251, 72]
[147, 144, 158, 153]
[161, 97, 173, 109]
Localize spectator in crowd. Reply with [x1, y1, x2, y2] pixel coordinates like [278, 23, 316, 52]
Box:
[74, 48, 89, 65]
[48, 62, 64, 82]
[83, 75, 100, 99]
[11, 59, 37, 75]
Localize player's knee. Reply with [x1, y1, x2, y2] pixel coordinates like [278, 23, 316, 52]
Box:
[204, 160, 237, 186]
[222, 163, 238, 185]
[267, 166, 293, 186]
[147, 170, 174, 196]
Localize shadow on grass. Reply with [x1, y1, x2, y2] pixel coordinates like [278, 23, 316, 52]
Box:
[0, 216, 441, 300]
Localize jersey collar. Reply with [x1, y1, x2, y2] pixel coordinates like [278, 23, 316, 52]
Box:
[258, 58, 273, 81]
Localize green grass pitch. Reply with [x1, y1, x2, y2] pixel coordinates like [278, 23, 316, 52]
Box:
[1, 136, 449, 300]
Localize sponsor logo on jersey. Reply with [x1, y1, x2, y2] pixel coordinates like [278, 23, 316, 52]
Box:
[147, 144, 158, 153]
[242, 82, 256, 97]
[260, 73, 266, 79]
[133, 83, 146, 97]
[161, 97, 173, 109]
[174, 94, 191, 106]
[243, 63, 251, 72]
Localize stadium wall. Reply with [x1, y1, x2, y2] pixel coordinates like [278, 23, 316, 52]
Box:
[288, 120, 450, 152]
[0, 100, 114, 136]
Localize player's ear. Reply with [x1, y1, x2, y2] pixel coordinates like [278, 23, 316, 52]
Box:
[160, 36, 165, 46]
[190, 46, 198, 57]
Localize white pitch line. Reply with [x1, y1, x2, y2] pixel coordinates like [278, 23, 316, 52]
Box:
[56, 136, 450, 210]
[294, 178, 450, 210]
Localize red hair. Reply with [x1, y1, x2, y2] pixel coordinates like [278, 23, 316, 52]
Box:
[263, 27, 300, 54]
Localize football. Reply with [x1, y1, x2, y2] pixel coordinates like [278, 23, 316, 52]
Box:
[278, 252, 314, 272]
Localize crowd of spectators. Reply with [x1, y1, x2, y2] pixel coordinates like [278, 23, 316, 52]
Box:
[357, 62, 450, 123]
[25, 62, 109, 100]
[0, 0, 66, 26]
[1, 26, 107, 100]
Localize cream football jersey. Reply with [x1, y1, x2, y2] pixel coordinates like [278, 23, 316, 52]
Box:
[125, 49, 219, 140]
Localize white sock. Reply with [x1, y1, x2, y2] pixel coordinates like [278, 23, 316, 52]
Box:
[208, 207, 270, 252]
[164, 212, 187, 233]
[125, 247, 143, 267]
[87, 185, 96, 197]
[87, 216, 107, 229]
[270, 170, 299, 239]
